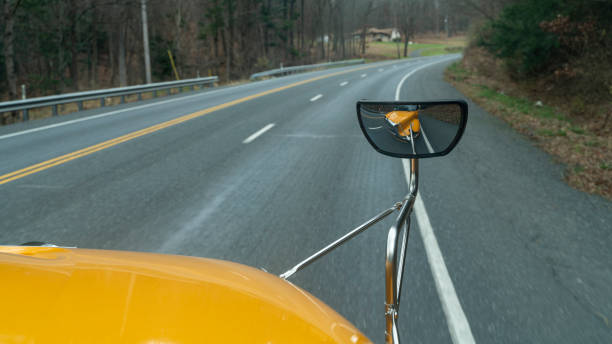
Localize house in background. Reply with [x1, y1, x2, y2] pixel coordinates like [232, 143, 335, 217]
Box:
[352, 28, 401, 42]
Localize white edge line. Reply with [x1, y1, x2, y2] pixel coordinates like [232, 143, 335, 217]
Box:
[397, 56, 475, 344]
[420, 127, 435, 153]
[310, 94, 323, 102]
[340, 81, 349, 86]
[402, 160, 476, 344]
[395, 56, 458, 101]
[242, 123, 275, 144]
[361, 74, 367, 78]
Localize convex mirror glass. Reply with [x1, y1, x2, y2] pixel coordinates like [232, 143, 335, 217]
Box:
[356, 100, 468, 159]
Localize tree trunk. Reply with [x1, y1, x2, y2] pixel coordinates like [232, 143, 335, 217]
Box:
[174, 2, 182, 77]
[339, 5, 345, 59]
[2, 0, 20, 123]
[3, 0, 18, 100]
[220, 25, 227, 80]
[289, 0, 295, 57]
[91, 32, 98, 88]
[282, 0, 288, 61]
[141, 0, 152, 84]
[326, 0, 332, 59]
[118, 24, 127, 86]
[316, 0, 325, 59]
[434, 0, 440, 36]
[57, 3, 66, 90]
[396, 40, 401, 59]
[299, 0, 304, 53]
[213, 28, 219, 59]
[109, 30, 115, 86]
[263, 0, 270, 57]
[360, 26, 367, 55]
[68, 0, 79, 90]
[224, 0, 234, 82]
[359, 0, 373, 56]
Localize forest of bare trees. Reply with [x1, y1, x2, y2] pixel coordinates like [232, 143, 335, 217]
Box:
[0, 0, 482, 100]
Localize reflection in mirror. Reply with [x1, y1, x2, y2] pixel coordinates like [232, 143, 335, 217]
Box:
[358, 101, 466, 158]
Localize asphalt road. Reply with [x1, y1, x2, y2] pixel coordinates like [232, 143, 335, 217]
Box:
[1, 55, 611, 343]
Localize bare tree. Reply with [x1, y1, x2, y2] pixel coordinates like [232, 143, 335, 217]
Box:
[0, 0, 484, 103]
[395, 0, 416, 57]
[2, 0, 20, 100]
[359, 0, 373, 56]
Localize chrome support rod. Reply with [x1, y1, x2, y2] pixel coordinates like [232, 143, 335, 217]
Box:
[385, 157, 419, 344]
[395, 216, 411, 311]
[279, 202, 403, 280]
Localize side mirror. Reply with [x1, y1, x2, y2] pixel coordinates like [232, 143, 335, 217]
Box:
[356, 100, 468, 159]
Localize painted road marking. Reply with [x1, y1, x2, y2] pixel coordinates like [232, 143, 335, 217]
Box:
[0, 91, 218, 141]
[410, 188, 476, 344]
[0, 59, 410, 185]
[340, 81, 349, 86]
[396, 56, 476, 344]
[310, 94, 323, 102]
[395, 56, 457, 100]
[361, 74, 367, 78]
[420, 127, 435, 152]
[243, 123, 275, 144]
[1, 59, 406, 142]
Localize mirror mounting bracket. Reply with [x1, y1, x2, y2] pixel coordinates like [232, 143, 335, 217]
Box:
[279, 158, 419, 344]
[279, 200, 404, 280]
[385, 158, 418, 344]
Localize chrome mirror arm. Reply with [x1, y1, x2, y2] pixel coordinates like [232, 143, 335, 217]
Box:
[279, 202, 404, 280]
[279, 140, 419, 344]
[385, 157, 418, 344]
[395, 126, 418, 308]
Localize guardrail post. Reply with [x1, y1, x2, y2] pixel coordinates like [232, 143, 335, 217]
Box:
[100, 98, 105, 107]
[120, 95, 126, 104]
[52, 104, 58, 116]
[138, 93, 142, 101]
[153, 90, 158, 98]
[77, 101, 83, 111]
[167, 88, 171, 96]
[190, 85, 194, 91]
[23, 109, 29, 121]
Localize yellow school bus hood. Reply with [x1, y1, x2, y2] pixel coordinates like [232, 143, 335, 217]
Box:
[0, 246, 370, 343]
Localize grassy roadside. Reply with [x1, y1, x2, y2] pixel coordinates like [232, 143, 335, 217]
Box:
[366, 35, 466, 60]
[445, 61, 612, 200]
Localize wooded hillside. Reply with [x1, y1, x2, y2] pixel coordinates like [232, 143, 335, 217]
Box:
[1, 0, 475, 101]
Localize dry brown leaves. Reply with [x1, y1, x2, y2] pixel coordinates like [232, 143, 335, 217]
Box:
[446, 49, 612, 200]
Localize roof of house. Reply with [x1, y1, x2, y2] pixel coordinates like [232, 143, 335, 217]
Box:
[352, 27, 397, 36]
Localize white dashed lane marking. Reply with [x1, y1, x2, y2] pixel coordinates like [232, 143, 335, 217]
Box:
[242, 123, 275, 144]
[310, 94, 323, 102]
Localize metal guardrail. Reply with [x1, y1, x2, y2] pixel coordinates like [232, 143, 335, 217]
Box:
[249, 59, 364, 80]
[0, 76, 218, 122]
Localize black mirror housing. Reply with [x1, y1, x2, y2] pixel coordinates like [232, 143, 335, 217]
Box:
[356, 100, 468, 159]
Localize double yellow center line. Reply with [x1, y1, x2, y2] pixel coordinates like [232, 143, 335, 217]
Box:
[0, 63, 385, 186]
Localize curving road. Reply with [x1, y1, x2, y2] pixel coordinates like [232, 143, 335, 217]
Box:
[1, 54, 611, 343]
